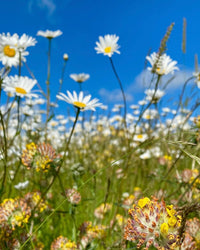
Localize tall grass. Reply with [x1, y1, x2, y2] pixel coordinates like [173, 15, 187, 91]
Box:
[0, 24, 199, 250]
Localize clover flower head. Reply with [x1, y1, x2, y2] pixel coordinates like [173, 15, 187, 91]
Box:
[122, 194, 135, 209]
[124, 197, 182, 249]
[51, 236, 77, 250]
[24, 191, 48, 213]
[0, 198, 31, 231]
[86, 222, 107, 239]
[94, 203, 112, 219]
[22, 142, 60, 172]
[65, 188, 81, 205]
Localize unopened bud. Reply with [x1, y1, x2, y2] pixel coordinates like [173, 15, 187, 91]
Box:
[63, 53, 69, 61]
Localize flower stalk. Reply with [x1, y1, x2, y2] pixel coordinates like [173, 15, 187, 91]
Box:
[109, 57, 127, 128]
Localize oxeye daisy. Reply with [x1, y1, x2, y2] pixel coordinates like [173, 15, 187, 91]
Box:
[56, 91, 102, 111]
[0, 33, 20, 67]
[2, 76, 38, 98]
[95, 34, 120, 57]
[17, 34, 37, 51]
[193, 71, 200, 88]
[95, 34, 127, 128]
[37, 29, 63, 39]
[146, 52, 179, 75]
[70, 73, 90, 83]
[0, 33, 36, 67]
[145, 89, 165, 103]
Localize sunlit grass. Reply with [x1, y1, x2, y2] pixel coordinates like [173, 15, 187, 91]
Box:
[0, 24, 199, 249]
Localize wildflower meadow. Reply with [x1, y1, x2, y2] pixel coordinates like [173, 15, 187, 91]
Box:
[0, 22, 200, 250]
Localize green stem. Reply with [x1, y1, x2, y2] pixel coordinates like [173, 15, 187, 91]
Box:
[32, 108, 81, 214]
[65, 108, 81, 151]
[25, 62, 46, 98]
[79, 82, 82, 92]
[55, 60, 67, 106]
[18, 51, 22, 76]
[109, 57, 127, 128]
[70, 204, 77, 242]
[45, 39, 52, 141]
[0, 111, 8, 199]
[134, 74, 161, 130]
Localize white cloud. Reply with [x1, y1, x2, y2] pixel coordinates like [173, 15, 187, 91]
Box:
[99, 88, 134, 103]
[28, 0, 56, 16]
[129, 68, 194, 93]
[99, 68, 195, 105]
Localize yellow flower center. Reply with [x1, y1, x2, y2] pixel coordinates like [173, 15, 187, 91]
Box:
[104, 46, 112, 54]
[3, 45, 16, 57]
[15, 87, 27, 95]
[137, 134, 143, 139]
[145, 115, 151, 120]
[156, 67, 165, 75]
[73, 101, 86, 109]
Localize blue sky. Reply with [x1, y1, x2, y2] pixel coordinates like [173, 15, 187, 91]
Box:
[1, 0, 200, 114]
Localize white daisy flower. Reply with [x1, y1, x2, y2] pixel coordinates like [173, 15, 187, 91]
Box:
[14, 180, 29, 190]
[95, 34, 120, 57]
[3, 76, 38, 98]
[0, 33, 36, 67]
[146, 52, 179, 75]
[0, 33, 20, 67]
[140, 150, 151, 159]
[145, 89, 165, 103]
[133, 133, 148, 142]
[56, 90, 102, 111]
[70, 73, 90, 83]
[193, 72, 200, 88]
[142, 109, 158, 120]
[17, 34, 37, 51]
[37, 29, 63, 39]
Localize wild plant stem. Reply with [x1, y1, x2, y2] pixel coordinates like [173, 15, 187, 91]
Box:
[0, 111, 8, 199]
[134, 74, 161, 130]
[109, 57, 127, 128]
[55, 60, 67, 105]
[45, 39, 52, 141]
[32, 108, 81, 214]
